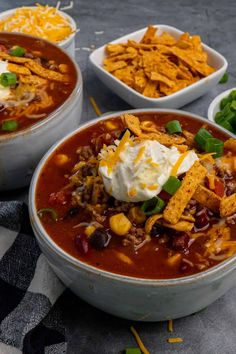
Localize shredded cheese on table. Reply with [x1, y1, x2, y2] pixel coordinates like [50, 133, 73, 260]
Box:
[0, 4, 75, 42]
[167, 337, 183, 343]
[168, 319, 173, 332]
[130, 326, 150, 354]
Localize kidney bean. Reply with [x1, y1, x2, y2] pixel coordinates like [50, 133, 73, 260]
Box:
[172, 233, 189, 252]
[150, 223, 167, 238]
[195, 208, 209, 231]
[75, 234, 90, 254]
[90, 229, 111, 250]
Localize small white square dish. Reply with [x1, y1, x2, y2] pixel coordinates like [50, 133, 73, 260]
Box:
[89, 24, 228, 109]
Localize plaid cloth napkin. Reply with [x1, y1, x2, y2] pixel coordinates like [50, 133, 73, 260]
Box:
[0, 201, 67, 354]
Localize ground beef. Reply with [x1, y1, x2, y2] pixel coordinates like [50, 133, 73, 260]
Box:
[76, 145, 95, 160]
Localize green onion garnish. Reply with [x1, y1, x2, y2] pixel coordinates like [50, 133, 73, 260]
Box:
[2, 119, 18, 131]
[194, 128, 213, 150]
[10, 45, 25, 57]
[0, 72, 17, 87]
[125, 349, 142, 354]
[165, 120, 182, 134]
[205, 138, 224, 158]
[230, 100, 236, 111]
[218, 120, 234, 132]
[229, 90, 236, 100]
[37, 208, 58, 221]
[141, 196, 165, 216]
[219, 73, 229, 84]
[220, 97, 231, 110]
[162, 176, 181, 195]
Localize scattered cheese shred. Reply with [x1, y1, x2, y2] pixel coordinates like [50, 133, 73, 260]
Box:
[130, 326, 150, 354]
[171, 151, 190, 176]
[103, 129, 131, 175]
[89, 96, 102, 116]
[0, 4, 75, 42]
[134, 146, 146, 164]
[167, 337, 183, 343]
[168, 319, 173, 332]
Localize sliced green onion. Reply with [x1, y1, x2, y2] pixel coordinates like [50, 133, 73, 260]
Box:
[222, 102, 231, 116]
[230, 100, 236, 111]
[205, 138, 224, 158]
[0, 72, 17, 87]
[165, 120, 182, 134]
[219, 73, 229, 84]
[194, 128, 212, 150]
[10, 45, 25, 57]
[37, 208, 58, 221]
[215, 112, 224, 124]
[163, 176, 181, 195]
[125, 349, 142, 354]
[141, 196, 165, 216]
[229, 90, 236, 100]
[218, 120, 234, 132]
[220, 97, 231, 110]
[2, 119, 18, 131]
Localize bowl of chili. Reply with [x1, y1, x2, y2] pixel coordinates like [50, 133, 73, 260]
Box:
[29, 109, 236, 321]
[0, 32, 82, 190]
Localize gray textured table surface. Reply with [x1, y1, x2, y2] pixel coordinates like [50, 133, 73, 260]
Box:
[1, 0, 236, 353]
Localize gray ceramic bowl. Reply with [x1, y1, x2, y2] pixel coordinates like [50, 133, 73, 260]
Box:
[0, 33, 83, 191]
[29, 109, 236, 321]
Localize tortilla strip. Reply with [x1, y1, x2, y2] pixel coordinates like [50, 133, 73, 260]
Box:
[220, 193, 236, 217]
[19, 75, 48, 86]
[163, 161, 207, 224]
[0, 52, 31, 63]
[7, 63, 31, 75]
[150, 71, 175, 87]
[140, 25, 157, 43]
[24, 61, 69, 82]
[193, 184, 221, 213]
[170, 47, 215, 77]
[104, 60, 127, 72]
[140, 132, 185, 146]
[224, 138, 236, 153]
[123, 114, 142, 136]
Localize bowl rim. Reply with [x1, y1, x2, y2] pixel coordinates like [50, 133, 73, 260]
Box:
[89, 24, 228, 103]
[29, 108, 236, 286]
[208, 87, 236, 122]
[0, 31, 82, 142]
[0, 6, 77, 46]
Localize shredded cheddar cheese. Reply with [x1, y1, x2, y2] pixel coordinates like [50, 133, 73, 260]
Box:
[134, 146, 146, 165]
[0, 4, 75, 42]
[168, 319, 173, 332]
[130, 326, 150, 354]
[167, 337, 183, 343]
[102, 129, 131, 175]
[147, 184, 158, 190]
[171, 151, 189, 176]
[89, 96, 102, 116]
[129, 188, 137, 197]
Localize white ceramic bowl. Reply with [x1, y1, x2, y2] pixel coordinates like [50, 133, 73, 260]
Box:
[29, 109, 236, 322]
[208, 87, 236, 123]
[0, 33, 83, 191]
[89, 25, 228, 109]
[0, 7, 77, 57]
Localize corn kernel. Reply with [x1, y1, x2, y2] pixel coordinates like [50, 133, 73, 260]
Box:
[128, 207, 146, 224]
[54, 154, 69, 166]
[85, 225, 96, 237]
[105, 121, 118, 130]
[109, 213, 131, 236]
[167, 253, 182, 266]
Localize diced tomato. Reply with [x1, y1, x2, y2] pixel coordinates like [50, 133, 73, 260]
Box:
[49, 190, 69, 205]
[214, 179, 225, 197]
[0, 45, 7, 52]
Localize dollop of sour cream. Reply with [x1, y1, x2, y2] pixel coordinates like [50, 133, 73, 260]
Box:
[99, 134, 198, 202]
[0, 60, 11, 100]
